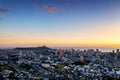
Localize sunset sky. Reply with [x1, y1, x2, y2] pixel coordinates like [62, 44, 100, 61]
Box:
[0, 0, 120, 48]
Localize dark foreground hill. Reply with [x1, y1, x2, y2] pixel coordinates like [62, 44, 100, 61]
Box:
[14, 46, 50, 51]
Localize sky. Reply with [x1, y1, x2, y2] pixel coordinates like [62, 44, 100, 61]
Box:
[0, 0, 120, 48]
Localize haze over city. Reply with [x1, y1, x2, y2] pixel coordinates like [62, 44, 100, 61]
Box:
[0, 0, 120, 48]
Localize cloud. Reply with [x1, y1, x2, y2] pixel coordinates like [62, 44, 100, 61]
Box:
[0, 8, 9, 13]
[32, 3, 60, 14]
[43, 5, 58, 14]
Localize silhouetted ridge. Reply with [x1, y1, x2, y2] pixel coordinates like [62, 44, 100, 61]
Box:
[14, 46, 50, 50]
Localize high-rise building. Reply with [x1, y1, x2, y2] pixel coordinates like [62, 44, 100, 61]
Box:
[116, 49, 119, 53]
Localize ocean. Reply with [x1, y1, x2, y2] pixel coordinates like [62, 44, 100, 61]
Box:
[52, 47, 120, 52]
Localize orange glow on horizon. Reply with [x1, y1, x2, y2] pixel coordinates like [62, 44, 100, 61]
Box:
[0, 19, 120, 48]
[0, 40, 120, 48]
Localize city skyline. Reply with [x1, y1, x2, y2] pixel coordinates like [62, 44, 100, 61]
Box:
[0, 0, 120, 48]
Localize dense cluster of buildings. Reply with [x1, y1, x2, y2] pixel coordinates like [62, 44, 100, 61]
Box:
[0, 46, 120, 80]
